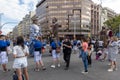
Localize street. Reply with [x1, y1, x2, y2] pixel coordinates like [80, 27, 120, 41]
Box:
[0, 50, 120, 80]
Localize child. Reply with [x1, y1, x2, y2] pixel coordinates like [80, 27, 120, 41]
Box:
[96, 48, 103, 60]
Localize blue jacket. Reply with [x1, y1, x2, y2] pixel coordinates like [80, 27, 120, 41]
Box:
[0, 40, 7, 48]
[33, 39, 42, 49]
[6, 40, 10, 46]
[50, 41, 61, 49]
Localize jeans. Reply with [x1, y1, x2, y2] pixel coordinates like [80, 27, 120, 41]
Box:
[81, 50, 88, 72]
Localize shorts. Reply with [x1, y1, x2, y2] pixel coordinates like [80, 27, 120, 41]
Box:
[0, 51, 8, 64]
[34, 51, 42, 62]
[13, 57, 28, 69]
[52, 50, 60, 59]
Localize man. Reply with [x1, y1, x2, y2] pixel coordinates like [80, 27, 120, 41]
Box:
[0, 35, 10, 72]
[62, 36, 72, 70]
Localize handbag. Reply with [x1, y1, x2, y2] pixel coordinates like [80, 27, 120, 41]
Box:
[41, 47, 45, 54]
[56, 47, 61, 53]
[13, 71, 24, 80]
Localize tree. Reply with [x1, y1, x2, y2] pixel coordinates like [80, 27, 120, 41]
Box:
[104, 15, 120, 34]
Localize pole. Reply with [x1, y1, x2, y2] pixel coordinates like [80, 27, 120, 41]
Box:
[74, 14, 76, 39]
[98, 0, 102, 39]
[0, 13, 4, 30]
[119, 25, 120, 38]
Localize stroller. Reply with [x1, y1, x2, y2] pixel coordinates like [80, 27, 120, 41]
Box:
[96, 48, 103, 60]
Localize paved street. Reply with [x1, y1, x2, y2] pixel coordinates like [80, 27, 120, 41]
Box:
[0, 51, 120, 80]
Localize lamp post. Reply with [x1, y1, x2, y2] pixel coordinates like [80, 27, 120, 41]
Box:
[119, 25, 120, 38]
[99, 0, 102, 35]
[73, 14, 77, 39]
[0, 13, 4, 30]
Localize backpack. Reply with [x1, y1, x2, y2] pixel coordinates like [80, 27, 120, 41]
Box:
[13, 71, 24, 80]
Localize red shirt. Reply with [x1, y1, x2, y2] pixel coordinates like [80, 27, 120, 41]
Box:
[82, 42, 88, 52]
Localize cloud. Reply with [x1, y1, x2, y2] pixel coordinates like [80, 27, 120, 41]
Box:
[0, 0, 38, 21]
[92, 0, 120, 13]
[0, 0, 39, 34]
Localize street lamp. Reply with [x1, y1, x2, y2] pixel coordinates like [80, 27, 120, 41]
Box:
[73, 14, 77, 39]
[119, 24, 120, 38]
[99, 0, 102, 33]
[0, 13, 4, 30]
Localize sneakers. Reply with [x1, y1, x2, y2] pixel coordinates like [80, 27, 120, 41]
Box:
[64, 67, 69, 70]
[57, 64, 60, 67]
[51, 64, 60, 68]
[34, 68, 40, 72]
[81, 71, 88, 74]
[114, 68, 118, 71]
[107, 63, 111, 66]
[51, 65, 55, 68]
[3, 69, 11, 72]
[108, 68, 113, 72]
[42, 66, 46, 70]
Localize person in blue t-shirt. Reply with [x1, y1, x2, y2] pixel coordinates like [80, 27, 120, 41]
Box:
[50, 38, 61, 68]
[0, 35, 10, 72]
[33, 36, 46, 71]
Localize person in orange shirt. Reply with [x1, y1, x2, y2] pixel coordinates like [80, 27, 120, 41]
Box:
[81, 37, 88, 74]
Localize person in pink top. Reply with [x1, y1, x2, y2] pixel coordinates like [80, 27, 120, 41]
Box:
[80, 37, 88, 74]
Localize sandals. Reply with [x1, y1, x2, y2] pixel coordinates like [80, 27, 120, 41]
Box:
[42, 66, 46, 70]
[34, 68, 40, 72]
[3, 69, 11, 72]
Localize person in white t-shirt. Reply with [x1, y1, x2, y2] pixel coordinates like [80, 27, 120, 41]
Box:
[99, 40, 104, 48]
[13, 36, 29, 80]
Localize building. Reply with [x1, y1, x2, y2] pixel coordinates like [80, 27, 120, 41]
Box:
[7, 32, 13, 40]
[91, 2, 100, 37]
[12, 26, 18, 39]
[12, 11, 35, 38]
[90, 2, 117, 37]
[36, 0, 91, 39]
[101, 7, 117, 27]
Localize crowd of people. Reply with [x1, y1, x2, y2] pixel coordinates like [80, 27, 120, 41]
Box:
[0, 18, 119, 80]
[0, 34, 120, 80]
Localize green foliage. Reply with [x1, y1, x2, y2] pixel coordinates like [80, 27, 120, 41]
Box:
[104, 15, 120, 34]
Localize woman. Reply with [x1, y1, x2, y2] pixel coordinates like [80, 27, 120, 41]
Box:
[33, 36, 46, 71]
[81, 37, 88, 74]
[87, 38, 92, 66]
[13, 36, 29, 80]
[108, 36, 118, 72]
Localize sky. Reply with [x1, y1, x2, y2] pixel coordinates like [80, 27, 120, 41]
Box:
[0, 0, 120, 35]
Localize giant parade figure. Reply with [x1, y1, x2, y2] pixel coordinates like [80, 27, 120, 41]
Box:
[50, 17, 61, 40]
[29, 17, 42, 56]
